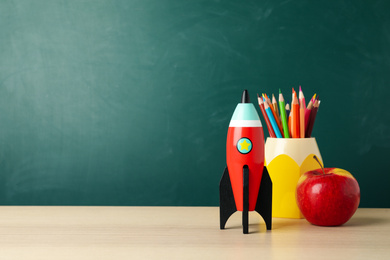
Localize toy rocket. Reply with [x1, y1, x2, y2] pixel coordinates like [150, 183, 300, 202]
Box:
[220, 90, 272, 234]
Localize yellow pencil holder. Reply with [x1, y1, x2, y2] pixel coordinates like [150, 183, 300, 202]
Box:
[265, 137, 323, 219]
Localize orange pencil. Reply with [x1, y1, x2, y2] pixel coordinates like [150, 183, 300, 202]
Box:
[291, 89, 295, 114]
[300, 100, 305, 138]
[292, 88, 297, 104]
[291, 93, 300, 138]
[299, 86, 306, 108]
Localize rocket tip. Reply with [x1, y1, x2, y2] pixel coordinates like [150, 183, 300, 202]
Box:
[241, 89, 250, 103]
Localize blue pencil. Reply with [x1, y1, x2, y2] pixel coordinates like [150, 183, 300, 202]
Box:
[263, 97, 282, 138]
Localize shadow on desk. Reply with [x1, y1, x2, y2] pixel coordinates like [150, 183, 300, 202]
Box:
[220, 209, 390, 232]
[344, 216, 389, 227]
[271, 218, 305, 230]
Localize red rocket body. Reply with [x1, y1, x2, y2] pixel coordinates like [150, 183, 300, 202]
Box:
[226, 95, 265, 211]
[226, 125, 264, 211]
[220, 90, 272, 233]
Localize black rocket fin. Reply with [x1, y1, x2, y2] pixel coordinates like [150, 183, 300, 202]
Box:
[243, 165, 249, 234]
[255, 166, 272, 230]
[219, 167, 237, 229]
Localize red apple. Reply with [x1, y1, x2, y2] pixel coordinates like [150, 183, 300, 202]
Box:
[296, 156, 360, 226]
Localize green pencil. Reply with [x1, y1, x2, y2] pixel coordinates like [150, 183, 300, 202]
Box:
[278, 89, 290, 138]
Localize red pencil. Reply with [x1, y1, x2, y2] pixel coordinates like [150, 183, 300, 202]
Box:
[305, 99, 319, 137]
[305, 94, 316, 129]
[257, 94, 276, 138]
[291, 93, 300, 138]
[300, 100, 305, 138]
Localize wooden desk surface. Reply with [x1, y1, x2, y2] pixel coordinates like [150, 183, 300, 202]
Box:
[0, 207, 389, 259]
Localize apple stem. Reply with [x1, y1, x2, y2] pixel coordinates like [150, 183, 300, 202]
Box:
[313, 155, 325, 175]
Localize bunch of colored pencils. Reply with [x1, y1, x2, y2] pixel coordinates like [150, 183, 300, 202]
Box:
[257, 86, 320, 138]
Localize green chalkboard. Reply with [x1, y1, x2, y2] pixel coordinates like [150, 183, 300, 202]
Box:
[0, 0, 389, 207]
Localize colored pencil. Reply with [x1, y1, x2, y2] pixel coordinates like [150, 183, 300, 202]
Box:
[305, 94, 316, 129]
[257, 88, 320, 139]
[263, 94, 284, 137]
[278, 89, 290, 138]
[300, 100, 305, 138]
[288, 103, 292, 137]
[257, 94, 276, 138]
[290, 88, 296, 135]
[311, 93, 317, 104]
[308, 93, 316, 108]
[305, 99, 319, 137]
[305, 101, 313, 129]
[291, 93, 300, 138]
[286, 103, 291, 137]
[272, 94, 280, 120]
[285, 103, 290, 117]
[299, 86, 306, 108]
[292, 88, 297, 107]
[263, 93, 271, 104]
[263, 97, 283, 138]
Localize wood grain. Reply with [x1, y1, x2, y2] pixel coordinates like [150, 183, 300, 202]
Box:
[0, 207, 389, 259]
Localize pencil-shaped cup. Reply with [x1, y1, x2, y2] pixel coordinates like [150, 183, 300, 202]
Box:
[265, 138, 323, 218]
